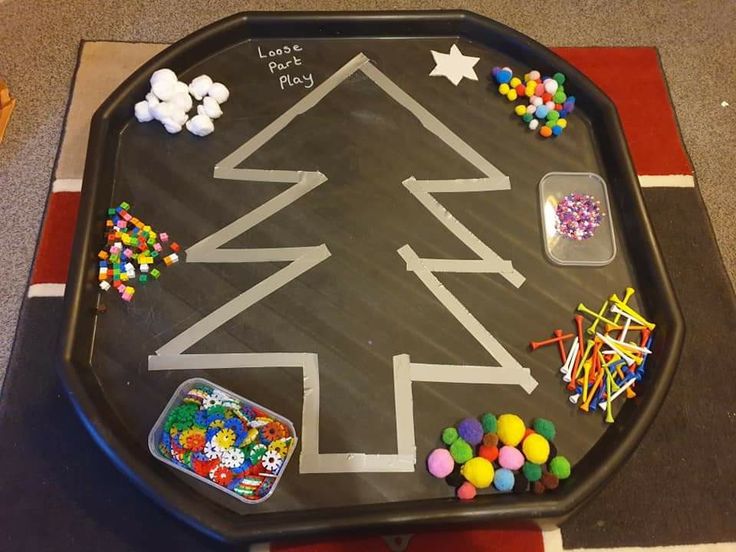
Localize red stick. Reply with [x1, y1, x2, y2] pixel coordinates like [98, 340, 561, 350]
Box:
[554, 329, 568, 364]
[529, 333, 574, 351]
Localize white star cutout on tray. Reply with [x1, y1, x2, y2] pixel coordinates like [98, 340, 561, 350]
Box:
[429, 44, 480, 86]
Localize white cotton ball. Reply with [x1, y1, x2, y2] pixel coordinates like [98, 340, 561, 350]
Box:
[134, 101, 153, 122]
[207, 82, 229, 104]
[196, 104, 206, 117]
[188, 75, 213, 100]
[201, 96, 223, 119]
[170, 91, 193, 112]
[150, 101, 174, 122]
[161, 117, 183, 134]
[173, 81, 189, 96]
[152, 80, 176, 101]
[145, 91, 160, 106]
[171, 109, 189, 126]
[185, 114, 214, 137]
[150, 68, 177, 87]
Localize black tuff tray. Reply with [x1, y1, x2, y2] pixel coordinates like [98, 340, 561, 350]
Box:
[59, 10, 684, 543]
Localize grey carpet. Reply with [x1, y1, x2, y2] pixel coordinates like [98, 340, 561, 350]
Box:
[0, 1, 735, 384]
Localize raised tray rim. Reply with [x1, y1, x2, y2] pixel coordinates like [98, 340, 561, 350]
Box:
[58, 9, 685, 543]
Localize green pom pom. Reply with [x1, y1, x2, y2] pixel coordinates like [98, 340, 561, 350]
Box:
[553, 91, 567, 104]
[522, 461, 542, 482]
[450, 438, 474, 464]
[546, 110, 560, 122]
[522, 113, 533, 123]
[442, 427, 459, 445]
[549, 456, 571, 479]
[480, 413, 497, 433]
[533, 418, 556, 441]
[553, 72, 566, 85]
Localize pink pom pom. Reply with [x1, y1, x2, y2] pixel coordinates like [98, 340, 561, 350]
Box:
[457, 481, 477, 500]
[498, 446, 525, 470]
[427, 448, 454, 478]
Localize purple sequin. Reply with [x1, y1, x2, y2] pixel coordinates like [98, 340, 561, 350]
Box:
[555, 193, 603, 240]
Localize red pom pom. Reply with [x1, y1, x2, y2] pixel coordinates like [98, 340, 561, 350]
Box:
[555, 103, 563, 111]
[478, 445, 499, 462]
[515, 84, 526, 96]
[542, 93, 552, 103]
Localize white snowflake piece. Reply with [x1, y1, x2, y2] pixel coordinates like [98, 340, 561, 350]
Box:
[220, 447, 246, 468]
[261, 450, 284, 473]
[203, 440, 225, 460]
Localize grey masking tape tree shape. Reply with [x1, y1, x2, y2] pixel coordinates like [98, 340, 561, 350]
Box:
[148, 53, 537, 474]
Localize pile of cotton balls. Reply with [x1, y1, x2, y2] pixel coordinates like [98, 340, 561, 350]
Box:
[134, 69, 230, 137]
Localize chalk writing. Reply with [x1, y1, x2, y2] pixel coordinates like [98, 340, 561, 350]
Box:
[257, 44, 314, 91]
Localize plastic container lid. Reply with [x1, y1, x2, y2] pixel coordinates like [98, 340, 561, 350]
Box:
[539, 172, 616, 266]
[148, 377, 298, 504]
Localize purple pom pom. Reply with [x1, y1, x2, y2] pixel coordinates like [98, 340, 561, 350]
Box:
[456, 418, 484, 446]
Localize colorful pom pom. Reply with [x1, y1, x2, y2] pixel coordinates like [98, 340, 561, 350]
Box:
[457, 418, 484, 446]
[482, 432, 499, 447]
[478, 444, 499, 462]
[427, 448, 455, 479]
[480, 413, 497, 433]
[549, 456, 571, 479]
[521, 462, 542, 483]
[493, 468, 515, 492]
[461, 457, 494, 489]
[522, 434, 550, 464]
[457, 481, 477, 500]
[497, 414, 526, 446]
[498, 445, 524, 470]
[450, 438, 474, 464]
[442, 427, 459, 445]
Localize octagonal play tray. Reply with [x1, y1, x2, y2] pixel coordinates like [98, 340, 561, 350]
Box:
[59, 10, 684, 543]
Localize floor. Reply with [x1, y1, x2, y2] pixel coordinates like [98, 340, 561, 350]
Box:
[0, 0, 734, 385]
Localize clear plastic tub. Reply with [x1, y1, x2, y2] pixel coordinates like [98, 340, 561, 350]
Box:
[148, 377, 298, 504]
[539, 172, 617, 266]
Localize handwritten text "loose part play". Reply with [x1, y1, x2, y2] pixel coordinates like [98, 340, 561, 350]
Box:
[257, 45, 314, 90]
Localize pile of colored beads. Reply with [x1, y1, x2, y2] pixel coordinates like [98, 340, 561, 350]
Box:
[157, 383, 295, 501]
[427, 413, 572, 499]
[97, 201, 180, 302]
[491, 66, 575, 138]
[555, 192, 603, 240]
[529, 287, 656, 423]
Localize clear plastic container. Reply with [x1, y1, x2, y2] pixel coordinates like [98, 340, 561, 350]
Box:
[148, 377, 298, 504]
[539, 172, 617, 266]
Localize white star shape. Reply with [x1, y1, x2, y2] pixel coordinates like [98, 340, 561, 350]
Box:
[429, 44, 480, 86]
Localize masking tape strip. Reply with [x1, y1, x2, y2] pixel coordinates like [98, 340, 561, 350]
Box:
[156, 245, 331, 355]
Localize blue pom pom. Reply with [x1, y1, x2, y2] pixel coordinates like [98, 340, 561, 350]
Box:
[559, 110, 568, 118]
[496, 69, 513, 84]
[567, 96, 576, 104]
[494, 468, 515, 492]
[552, 126, 563, 136]
[535, 106, 549, 119]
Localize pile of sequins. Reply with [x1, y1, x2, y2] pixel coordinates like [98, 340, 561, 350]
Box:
[157, 384, 294, 501]
[555, 192, 603, 240]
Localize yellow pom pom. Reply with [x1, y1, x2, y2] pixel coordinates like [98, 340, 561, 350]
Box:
[460, 457, 494, 489]
[506, 89, 518, 101]
[498, 83, 510, 95]
[497, 414, 526, 446]
[557, 118, 567, 128]
[522, 433, 550, 464]
[514, 105, 527, 116]
[509, 77, 522, 88]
